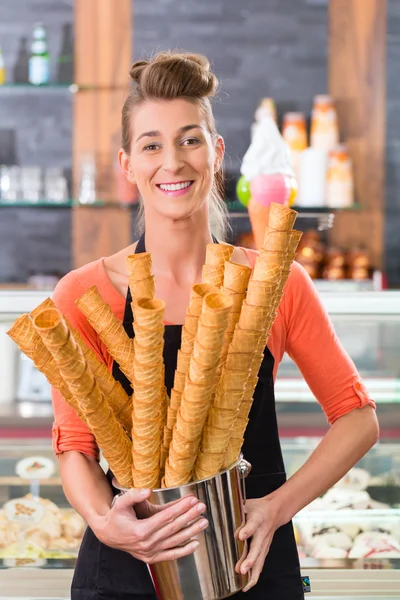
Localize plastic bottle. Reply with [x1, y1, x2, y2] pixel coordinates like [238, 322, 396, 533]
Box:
[29, 23, 50, 85]
[0, 46, 6, 85]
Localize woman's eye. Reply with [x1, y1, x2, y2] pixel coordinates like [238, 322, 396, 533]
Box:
[143, 143, 160, 151]
[182, 137, 200, 146]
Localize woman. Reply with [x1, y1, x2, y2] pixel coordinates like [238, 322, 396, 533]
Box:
[53, 52, 379, 599]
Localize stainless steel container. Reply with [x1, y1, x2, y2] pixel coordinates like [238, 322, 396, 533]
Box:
[114, 457, 251, 600]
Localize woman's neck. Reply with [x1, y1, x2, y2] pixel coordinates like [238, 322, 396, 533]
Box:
[144, 212, 213, 286]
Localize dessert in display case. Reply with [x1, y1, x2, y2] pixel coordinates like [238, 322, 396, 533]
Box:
[0, 289, 400, 598]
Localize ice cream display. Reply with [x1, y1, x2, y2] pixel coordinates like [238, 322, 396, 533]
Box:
[7, 203, 301, 491]
[240, 116, 298, 249]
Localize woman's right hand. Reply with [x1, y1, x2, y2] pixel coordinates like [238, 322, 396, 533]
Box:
[91, 488, 208, 563]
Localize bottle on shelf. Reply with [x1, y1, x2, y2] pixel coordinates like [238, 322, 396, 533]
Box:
[0, 45, 6, 85]
[326, 144, 354, 208]
[57, 23, 74, 84]
[29, 23, 50, 86]
[13, 36, 30, 84]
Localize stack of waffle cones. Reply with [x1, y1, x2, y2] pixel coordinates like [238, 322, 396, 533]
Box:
[7, 202, 301, 490]
[202, 243, 234, 288]
[164, 292, 232, 487]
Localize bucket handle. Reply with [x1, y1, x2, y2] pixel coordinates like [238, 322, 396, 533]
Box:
[238, 458, 252, 503]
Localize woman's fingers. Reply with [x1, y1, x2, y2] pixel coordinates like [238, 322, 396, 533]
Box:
[155, 517, 209, 552]
[142, 501, 207, 548]
[242, 554, 264, 592]
[234, 540, 249, 574]
[141, 539, 201, 564]
[139, 497, 206, 539]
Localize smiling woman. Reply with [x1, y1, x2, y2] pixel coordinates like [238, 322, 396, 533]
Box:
[51, 50, 378, 600]
[118, 52, 229, 238]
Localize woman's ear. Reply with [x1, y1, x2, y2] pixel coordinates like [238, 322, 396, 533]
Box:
[214, 136, 225, 173]
[118, 149, 136, 184]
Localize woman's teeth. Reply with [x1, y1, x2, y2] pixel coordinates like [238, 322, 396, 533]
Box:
[159, 181, 192, 191]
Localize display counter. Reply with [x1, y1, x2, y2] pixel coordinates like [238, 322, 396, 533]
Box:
[0, 289, 399, 598]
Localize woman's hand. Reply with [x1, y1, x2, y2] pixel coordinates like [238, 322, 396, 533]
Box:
[92, 488, 208, 563]
[235, 496, 282, 592]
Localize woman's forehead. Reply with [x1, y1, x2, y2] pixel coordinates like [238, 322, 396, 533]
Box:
[132, 99, 206, 137]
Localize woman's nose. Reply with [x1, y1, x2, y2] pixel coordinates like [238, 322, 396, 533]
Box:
[162, 147, 184, 174]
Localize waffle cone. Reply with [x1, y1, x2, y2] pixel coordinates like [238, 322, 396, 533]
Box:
[133, 468, 160, 490]
[188, 356, 215, 386]
[76, 286, 134, 382]
[230, 326, 261, 353]
[219, 368, 247, 391]
[200, 293, 232, 327]
[225, 352, 253, 371]
[167, 407, 177, 430]
[34, 309, 133, 488]
[227, 312, 240, 333]
[78, 336, 132, 433]
[184, 314, 199, 336]
[133, 276, 156, 300]
[133, 324, 164, 348]
[170, 426, 200, 455]
[205, 243, 234, 266]
[232, 417, 249, 438]
[163, 458, 192, 488]
[180, 326, 196, 353]
[221, 289, 246, 312]
[189, 283, 219, 316]
[134, 298, 165, 328]
[133, 380, 164, 403]
[134, 340, 164, 364]
[208, 406, 238, 430]
[192, 338, 221, 367]
[133, 361, 163, 384]
[30, 297, 55, 319]
[222, 441, 243, 470]
[252, 259, 283, 284]
[259, 248, 287, 265]
[196, 321, 225, 349]
[288, 230, 303, 254]
[7, 314, 84, 421]
[239, 302, 269, 331]
[195, 450, 225, 476]
[174, 371, 186, 393]
[170, 389, 182, 411]
[223, 261, 252, 293]
[174, 411, 205, 441]
[126, 252, 152, 278]
[176, 350, 192, 374]
[248, 199, 270, 249]
[268, 202, 297, 231]
[201, 423, 233, 449]
[201, 264, 224, 287]
[263, 229, 292, 253]
[179, 399, 210, 423]
[246, 280, 276, 308]
[183, 378, 212, 402]
[213, 386, 244, 410]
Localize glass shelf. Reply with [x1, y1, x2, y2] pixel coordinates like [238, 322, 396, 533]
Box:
[0, 200, 138, 208]
[0, 83, 131, 93]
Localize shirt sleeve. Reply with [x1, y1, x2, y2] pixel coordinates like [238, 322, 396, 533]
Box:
[51, 272, 102, 460]
[282, 262, 376, 424]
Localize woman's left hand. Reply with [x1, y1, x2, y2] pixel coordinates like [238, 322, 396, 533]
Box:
[235, 496, 282, 592]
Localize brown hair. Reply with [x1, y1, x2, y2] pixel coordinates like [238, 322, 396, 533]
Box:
[121, 51, 230, 239]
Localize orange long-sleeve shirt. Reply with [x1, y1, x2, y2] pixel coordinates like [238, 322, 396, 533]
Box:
[51, 248, 375, 460]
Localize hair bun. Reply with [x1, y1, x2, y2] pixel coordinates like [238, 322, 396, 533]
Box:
[129, 51, 218, 99]
[129, 60, 149, 84]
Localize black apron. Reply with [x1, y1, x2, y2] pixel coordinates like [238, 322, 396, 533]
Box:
[71, 234, 303, 600]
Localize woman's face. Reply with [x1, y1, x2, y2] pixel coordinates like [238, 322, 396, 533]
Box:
[120, 98, 224, 223]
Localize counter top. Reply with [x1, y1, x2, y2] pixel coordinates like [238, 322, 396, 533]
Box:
[0, 402, 53, 433]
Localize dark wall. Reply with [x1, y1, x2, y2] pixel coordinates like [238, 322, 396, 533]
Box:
[0, 0, 72, 282]
[1, 0, 330, 282]
[385, 0, 400, 286]
[133, 0, 329, 175]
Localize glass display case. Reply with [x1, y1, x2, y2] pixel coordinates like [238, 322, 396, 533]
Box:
[0, 290, 400, 598]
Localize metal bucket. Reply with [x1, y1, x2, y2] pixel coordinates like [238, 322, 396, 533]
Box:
[114, 457, 251, 600]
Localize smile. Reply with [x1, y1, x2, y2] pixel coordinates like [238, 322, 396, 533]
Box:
[156, 181, 194, 196]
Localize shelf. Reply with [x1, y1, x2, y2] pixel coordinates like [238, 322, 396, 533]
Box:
[0, 83, 130, 93]
[295, 509, 400, 522]
[0, 200, 72, 208]
[0, 200, 138, 208]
